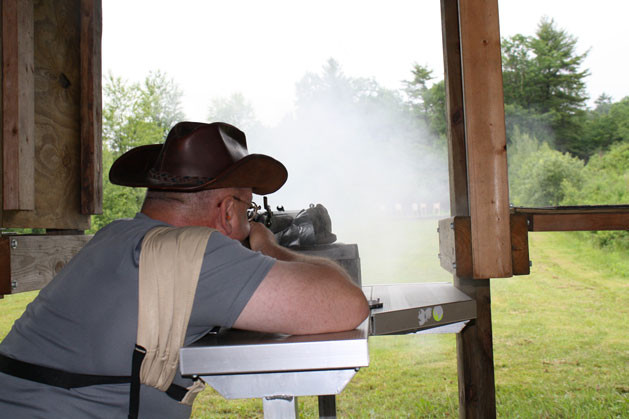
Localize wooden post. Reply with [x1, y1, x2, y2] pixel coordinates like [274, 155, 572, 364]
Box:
[441, 0, 499, 417]
[80, 0, 102, 215]
[441, 0, 468, 217]
[458, 0, 511, 279]
[2, 0, 35, 211]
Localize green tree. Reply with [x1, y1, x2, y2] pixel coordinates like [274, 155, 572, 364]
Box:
[91, 72, 185, 232]
[508, 128, 584, 206]
[581, 96, 629, 155]
[502, 17, 590, 155]
[207, 92, 258, 131]
[403, 64, 446, 140]
[403, 64, 434, 116]
[562, 141, 629, 250]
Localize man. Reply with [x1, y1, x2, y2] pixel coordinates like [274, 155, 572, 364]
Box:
[0, 121, 369, 418]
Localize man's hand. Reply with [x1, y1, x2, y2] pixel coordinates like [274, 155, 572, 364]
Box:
[248, 221, 277, 254]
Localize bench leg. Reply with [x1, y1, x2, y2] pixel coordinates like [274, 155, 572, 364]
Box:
[318, 395, 336, 418]
[263, 396, 298, 418]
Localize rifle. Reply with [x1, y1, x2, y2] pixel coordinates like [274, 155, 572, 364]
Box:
[251, 197, 337, 248]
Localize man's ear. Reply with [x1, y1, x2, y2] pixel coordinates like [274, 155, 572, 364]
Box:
[218, 196, 234, 235]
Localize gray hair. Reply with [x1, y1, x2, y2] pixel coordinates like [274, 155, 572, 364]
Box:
[142, 188, 242, 212]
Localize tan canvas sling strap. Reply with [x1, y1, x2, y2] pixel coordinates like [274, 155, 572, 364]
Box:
[129, 225, 214, 419]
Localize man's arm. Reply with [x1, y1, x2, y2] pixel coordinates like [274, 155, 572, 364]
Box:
[233, 222, 369, 335]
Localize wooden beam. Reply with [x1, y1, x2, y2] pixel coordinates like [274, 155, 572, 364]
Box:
[454, 278, 495, 418]
[438, 215, 530, 278]
[0, 237, 11, 295]
[2, 0, 91, 229]
[510, 214, 530, 275]
[80, 0, 102, 215]
[0, 234, 92, 295]
[529, 213, 629, 232]
[458, 0, 511, 279]
[438, 216, 472, 277]
[441, 0, 497, 417]
[513, 206, 629, 232]
[441, 0, 468, 216]
[2, 0, 35, 211]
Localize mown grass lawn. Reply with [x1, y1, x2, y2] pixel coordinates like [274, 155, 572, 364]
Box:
[1, 220, 627, 418]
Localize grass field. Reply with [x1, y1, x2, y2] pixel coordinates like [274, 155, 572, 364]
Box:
[1, 219, 627, 417]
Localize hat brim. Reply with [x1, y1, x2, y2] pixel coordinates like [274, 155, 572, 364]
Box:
[109, 145, 288, 195]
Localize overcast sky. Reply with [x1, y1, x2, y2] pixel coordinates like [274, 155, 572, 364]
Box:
[102, 0, 629, 126]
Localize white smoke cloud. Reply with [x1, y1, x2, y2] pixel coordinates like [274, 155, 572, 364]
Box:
[244, 67, 451, 284]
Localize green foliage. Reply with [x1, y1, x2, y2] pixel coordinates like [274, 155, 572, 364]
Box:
[527, 18, 589, 116]
[422, 80, 446, 140]
[403, 64, 447, 140]
[502, 18, 590, 156]
[562, 141, 629, 250]
[581, 96, 629, 156]
[90, 71, 185, 233]
[508, 129, 585, 206]
[103, 71, 184, 154]
[403, 63, 434, 116]
[504, 103, 554, 146]
[206, 92, 258, 131]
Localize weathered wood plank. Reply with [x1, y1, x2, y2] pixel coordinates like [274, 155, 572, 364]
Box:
[438, 216, 472, 278]
[513, 205, 629, 214]
[458, 0, 511, 279]
[442, 0, 497, 417]
[441, 0, 468, 217]
[510, 214, 530, 275]
[439, 215, 530, 278]
[80, 0, 102, 215]
[0, 234, 92, 295]
[528, 213, 629, 232]
[2, 0, 35, 211]
[512, 206, 629, 231]
[455, 278, 495, 418]
[2, 0, 90, 229]
[0, 237, 11, 295]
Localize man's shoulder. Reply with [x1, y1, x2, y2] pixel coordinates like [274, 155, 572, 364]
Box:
[97, 213, 169, 237]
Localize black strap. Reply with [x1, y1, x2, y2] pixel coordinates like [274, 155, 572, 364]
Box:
[128, 345, 146, 419]
[0, 352, 129, 389]
[0, 351, 190, 404]
[127, 346, 191, 419]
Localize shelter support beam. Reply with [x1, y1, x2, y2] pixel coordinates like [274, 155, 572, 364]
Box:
[458, 0, 511, 279]
[441, 0, 502, 417]
[439, 215, 530, 279]
[79, 0, 102, 215]
[513, 205, 629, 231]
[2, 0, 35, 211]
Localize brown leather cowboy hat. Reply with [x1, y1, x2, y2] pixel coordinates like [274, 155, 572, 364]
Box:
[109, 121, 287, 195]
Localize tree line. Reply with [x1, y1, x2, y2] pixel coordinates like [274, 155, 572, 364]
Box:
[95, 18, 628, 249]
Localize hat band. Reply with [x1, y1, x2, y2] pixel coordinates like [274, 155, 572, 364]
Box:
[148, 168, 213, 186]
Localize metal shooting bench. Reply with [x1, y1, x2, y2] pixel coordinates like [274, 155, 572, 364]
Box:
[179, 245, 477, 418]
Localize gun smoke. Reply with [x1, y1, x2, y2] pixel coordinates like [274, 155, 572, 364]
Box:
[246, 76, 451, 284]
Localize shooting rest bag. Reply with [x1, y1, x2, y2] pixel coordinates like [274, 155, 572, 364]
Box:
[133, 225, 214, 413]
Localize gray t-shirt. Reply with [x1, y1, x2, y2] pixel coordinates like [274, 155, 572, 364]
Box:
[0, 213, 275, 418]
